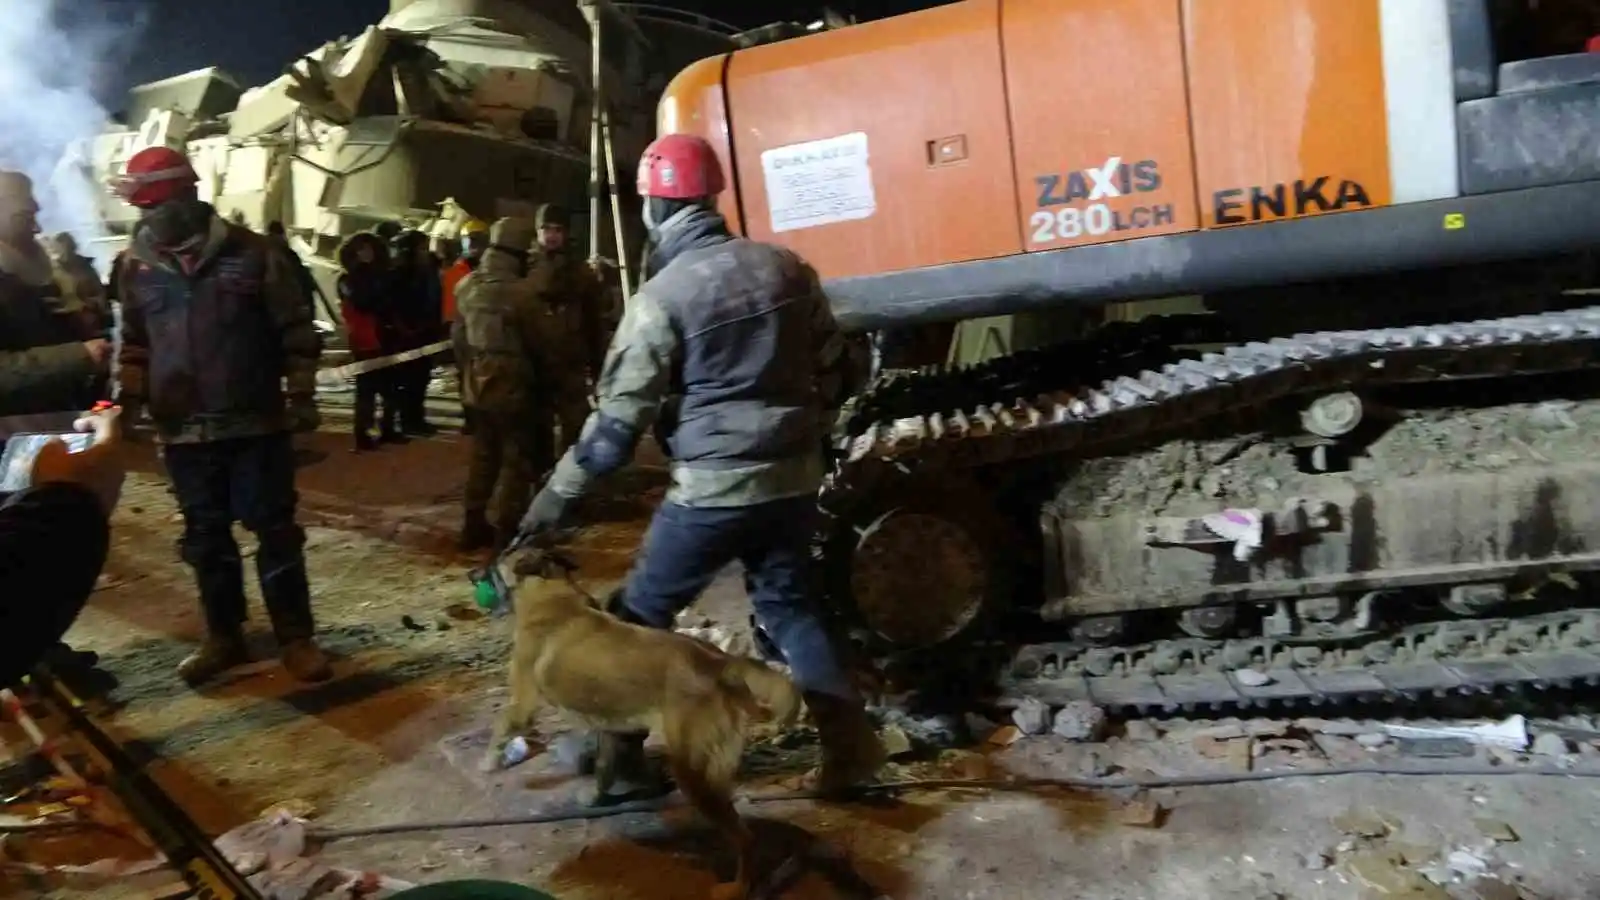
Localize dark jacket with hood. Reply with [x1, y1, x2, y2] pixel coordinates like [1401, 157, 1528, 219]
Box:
[388, 230, 442, 348]
[116, 205, 321, 444]
[336, 232, 391, 358]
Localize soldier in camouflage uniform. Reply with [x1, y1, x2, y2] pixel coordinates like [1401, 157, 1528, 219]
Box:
[47, 232, 110, 336]
[112, 146, 331, 686]
[524, 203, 605, 465]
[516, 135, 882, 795]
[452, 217, 547, 552]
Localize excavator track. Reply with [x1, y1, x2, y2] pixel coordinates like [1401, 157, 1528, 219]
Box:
[999, 607, 1600, 717]
[816, 304, 1600, 716]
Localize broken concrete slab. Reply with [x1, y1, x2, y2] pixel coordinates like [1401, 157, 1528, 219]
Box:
[1011, 697, 1050, 736]
[1050, 701, 1107, 742]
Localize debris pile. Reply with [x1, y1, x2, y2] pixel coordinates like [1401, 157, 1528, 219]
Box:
[0, 759, 418, 900]
[1326, 808, 1531, 898]
[215, 806, 417, 899]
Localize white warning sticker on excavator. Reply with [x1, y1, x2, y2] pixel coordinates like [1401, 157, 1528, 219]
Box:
[761, 132, 876, 233]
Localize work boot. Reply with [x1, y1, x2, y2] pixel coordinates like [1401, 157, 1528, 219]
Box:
[44, 642, 100, 671]
[591, 730, 673, 804]
[177, 633, 251, 687]
[803, 691, 886, 797]
[280, 638, 333, 683]
[457, 511, 495, 552]
[42, 643, 119, 698]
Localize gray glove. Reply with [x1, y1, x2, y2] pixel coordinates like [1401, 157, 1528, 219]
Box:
[287, 396, 321, 433]
[518, 485, 576, 538]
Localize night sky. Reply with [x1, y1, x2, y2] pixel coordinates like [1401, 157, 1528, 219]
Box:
[113, 0, 945, 103]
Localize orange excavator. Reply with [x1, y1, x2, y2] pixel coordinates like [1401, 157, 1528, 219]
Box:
[658, 0, 1600, 718]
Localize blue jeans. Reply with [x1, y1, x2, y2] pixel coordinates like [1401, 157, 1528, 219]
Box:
[620, 495, 858, 700]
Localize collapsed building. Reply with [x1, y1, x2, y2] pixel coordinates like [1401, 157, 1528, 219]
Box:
[75, 0, 831, 331]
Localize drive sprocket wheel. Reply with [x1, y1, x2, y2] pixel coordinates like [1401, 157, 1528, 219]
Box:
[819, 471, 1017, 653]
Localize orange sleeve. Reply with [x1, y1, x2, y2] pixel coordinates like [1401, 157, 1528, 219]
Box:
[441, 261, 469, 323]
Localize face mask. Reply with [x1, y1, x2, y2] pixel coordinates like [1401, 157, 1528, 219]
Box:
[144, 198, 211, 253]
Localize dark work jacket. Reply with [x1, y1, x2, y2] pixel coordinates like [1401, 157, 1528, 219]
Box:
[118, 214, 322, 443]
[387, 263, 441, 349]
[649, 209, 820, 468]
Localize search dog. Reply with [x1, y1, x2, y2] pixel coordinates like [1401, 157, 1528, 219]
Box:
[489, 545, 803, 899]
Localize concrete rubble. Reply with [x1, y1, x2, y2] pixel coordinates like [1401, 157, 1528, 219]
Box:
[0, 800, 416, 899]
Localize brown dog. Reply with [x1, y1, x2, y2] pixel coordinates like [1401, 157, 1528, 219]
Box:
[490, 546, 803, 899]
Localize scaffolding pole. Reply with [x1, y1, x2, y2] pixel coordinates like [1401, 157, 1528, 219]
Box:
[599, 106, 633, 298]
[580, 0, 603, 267]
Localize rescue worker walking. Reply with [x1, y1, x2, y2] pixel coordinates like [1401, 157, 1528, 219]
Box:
[516, 134, 882, 794]
[112, 146, 332, 686]
[453, 218, 546, 552]
[524, 203, 604, 467]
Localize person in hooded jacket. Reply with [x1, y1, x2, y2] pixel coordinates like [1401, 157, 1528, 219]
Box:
[337, 232, 404, 451]
[388, 230, 441, 436]
[514, 134, 881, 796]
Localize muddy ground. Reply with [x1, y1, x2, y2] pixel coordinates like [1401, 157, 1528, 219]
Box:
[4, 429, 1600, 899]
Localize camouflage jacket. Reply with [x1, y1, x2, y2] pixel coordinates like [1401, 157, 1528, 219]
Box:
[116, 211, 321, 444]
[525, 250, 605, 388]
[0, 240, 101, 417]
[57, 254, 109, 333]
[546, 206, 863, 508]
[451, 247, 544, 414]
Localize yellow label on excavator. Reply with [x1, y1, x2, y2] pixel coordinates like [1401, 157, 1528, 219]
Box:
[183, 859, 236, 900]
[1443, 213, 1466, 230]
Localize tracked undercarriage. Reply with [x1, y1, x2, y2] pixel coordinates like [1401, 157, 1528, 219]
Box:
[816, 299, 1600, 717]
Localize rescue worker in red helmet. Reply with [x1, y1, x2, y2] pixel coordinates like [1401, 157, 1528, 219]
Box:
[512, 133, 881, 796]
[112, 145, 332, 686]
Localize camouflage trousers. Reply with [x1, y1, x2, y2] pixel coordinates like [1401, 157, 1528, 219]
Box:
[531, 383, 591, 469]
[463, 407, 546, 535]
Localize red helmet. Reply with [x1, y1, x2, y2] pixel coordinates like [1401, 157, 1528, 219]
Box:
[112, 146, 198, 208]
[637, 133, 724, 199]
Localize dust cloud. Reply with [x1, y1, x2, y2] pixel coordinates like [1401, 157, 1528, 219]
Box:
[0, 0, 146, 261]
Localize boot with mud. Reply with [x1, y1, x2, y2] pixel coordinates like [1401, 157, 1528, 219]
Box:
[457, 510, 495, 552]
[803, 690, 886, 798]
[178, 632, 251, 687]
[590, 730, 674, 804]
[280, 638, 333, 683]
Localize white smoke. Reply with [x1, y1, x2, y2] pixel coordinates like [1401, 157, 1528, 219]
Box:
[0, 0, 146, 266]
